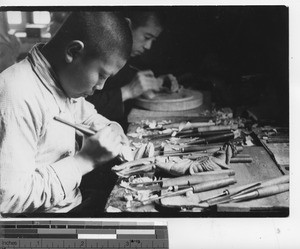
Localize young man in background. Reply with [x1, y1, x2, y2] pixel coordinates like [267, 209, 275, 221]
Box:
[87, 11, 178, 128]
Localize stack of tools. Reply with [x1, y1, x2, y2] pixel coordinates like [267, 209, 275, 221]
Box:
[120, 170, 237, 209]
[168, 175, 289, 210]
[144, 175, 289, 211]
[143, 123, 239, 141]
[142, 122, 244, 165]
[127, 115, 245, 169]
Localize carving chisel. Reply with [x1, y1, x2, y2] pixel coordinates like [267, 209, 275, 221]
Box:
[199, 174, 289, 207]
[141, 177, 237, 205]
[53, 116, 131, 162]
[231, 183, 289, 202]
[54, 116, 96, 136]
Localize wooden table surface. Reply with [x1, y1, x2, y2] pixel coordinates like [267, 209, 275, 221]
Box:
[159, 146, 288, 212]
[105, 145, 288, 215]
[104, 104, 289, 216]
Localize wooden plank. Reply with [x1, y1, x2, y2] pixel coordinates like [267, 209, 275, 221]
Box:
[260, 141, 289, 175]
[251, 127, 289, 174]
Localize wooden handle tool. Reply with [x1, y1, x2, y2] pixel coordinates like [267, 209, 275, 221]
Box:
[144, 124, 238, 140]
[54, 116, 96, 136]
[54, 116, 130, 162]
[163, 121, 215, 130]
[231, 183, 289, 202]
[179, 145, 223, 153]
[200, 182, 262, 204]
[232, 175, 290, 198]
[142, 177, 236, 205]
[257, 175, 289, 188]
[186, 132, 234, 145]
[161, 170, 235, 188]
[195, 124, 238, 133]
[229, 157, 253, 163]
[203, 174, 290, 206]
[179, 130, 232, 138]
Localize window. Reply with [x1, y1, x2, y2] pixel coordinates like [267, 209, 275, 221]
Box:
[6, 11, 22, 24]
[32, 11, 51, 25]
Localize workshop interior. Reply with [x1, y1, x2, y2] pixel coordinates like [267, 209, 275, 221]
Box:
[0, 6, 289, 218]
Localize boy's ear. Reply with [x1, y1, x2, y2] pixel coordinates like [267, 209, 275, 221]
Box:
[65, 40, 85, 63]
[125, 18, 132, 30]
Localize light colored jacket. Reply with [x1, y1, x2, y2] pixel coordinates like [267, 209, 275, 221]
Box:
[0, 44, 115, 213]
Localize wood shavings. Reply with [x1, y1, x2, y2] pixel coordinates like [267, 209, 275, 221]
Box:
[244, 135, 255, 146]
[119, 176, 158, 205]
[171, 131, 178, 137]
[133, 190, 154, 202]
[168, 137, 181, 144]
[124, 193, 133, 201]
[145, 142, 155, 157]
[126, 132, 140, 138]
[148, 121, 157, 129]
[133, 142, 155, 160]
[106, 206, 122, 212]
[132, 142, 143, 148]
[126, 202, 132, 209]
[119, 180, 138, 192]
[130, 176, 157, 185]
[141, 119, 171, 130]
[159, 128, 174, 134]
[127, 125, 154, 138]
[120, 178, 156, 206]
[134, 143, 147, 160]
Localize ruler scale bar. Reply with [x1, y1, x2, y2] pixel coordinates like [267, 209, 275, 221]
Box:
[0, 221, 168, 249]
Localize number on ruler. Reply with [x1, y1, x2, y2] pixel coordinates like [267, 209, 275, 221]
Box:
[80, 241, 84, 247]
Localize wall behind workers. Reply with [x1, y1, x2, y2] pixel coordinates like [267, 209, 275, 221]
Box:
[132, 6, 288, 121]
[135, 6, 288, 81]
[2, 6, 289, 121]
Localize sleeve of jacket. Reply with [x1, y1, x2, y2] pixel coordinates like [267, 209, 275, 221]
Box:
[0, 78, 70, 213]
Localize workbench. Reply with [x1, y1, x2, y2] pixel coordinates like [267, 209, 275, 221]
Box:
[102, 104, 289, 217]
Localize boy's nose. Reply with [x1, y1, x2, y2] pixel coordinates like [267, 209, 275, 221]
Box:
[95, 80, 105, 90]
[143, 40, 152, 50]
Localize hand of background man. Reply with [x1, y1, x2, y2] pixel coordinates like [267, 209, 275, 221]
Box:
[121, 70, 162, 101]
[157, 74, 179, 93]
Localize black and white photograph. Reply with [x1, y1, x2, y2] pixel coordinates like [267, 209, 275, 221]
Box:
[1, 1, 299, 248]
[0, 5, 290, 219]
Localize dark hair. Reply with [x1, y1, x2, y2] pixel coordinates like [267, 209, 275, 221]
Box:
[124, 11, 165, 30]
[50, 12, 132, 61]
